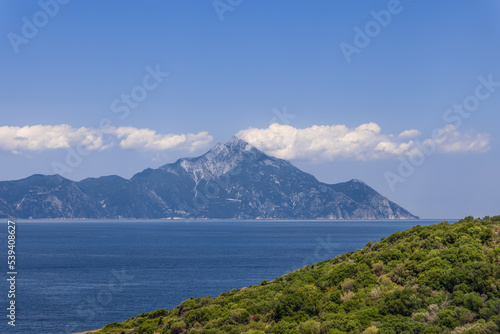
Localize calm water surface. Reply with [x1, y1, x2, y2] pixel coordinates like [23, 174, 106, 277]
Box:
[0, 219, 455, 333]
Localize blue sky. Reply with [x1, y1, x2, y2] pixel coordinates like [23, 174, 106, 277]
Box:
[1, 0, 499, 218]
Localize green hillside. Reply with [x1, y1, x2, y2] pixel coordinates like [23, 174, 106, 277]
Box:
[86, 216, 500, 334]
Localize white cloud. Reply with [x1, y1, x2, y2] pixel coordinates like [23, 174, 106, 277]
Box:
[0, 123, 488, 160]
[432, 125, 490, 153]
[236, 123, 490, 161]
[0, 125, 109, 154]
[0, 125, 213, 153]
[399, 129, 421, 138]
[113, 127, 213, 152]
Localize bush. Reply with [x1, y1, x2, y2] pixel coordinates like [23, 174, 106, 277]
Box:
[463, 292, 484, 312]
[361, 326, 379, 334]
[229, 308, 250, 324]
[170, 320, 186, 334]
[265, 320, 300, 334]
[479, 299, 500, 320]
[341, 278, 355, 292]
[299, 320, 320, 334]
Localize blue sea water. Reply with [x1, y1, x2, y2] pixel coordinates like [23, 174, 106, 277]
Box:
[0, 219, 455, 334]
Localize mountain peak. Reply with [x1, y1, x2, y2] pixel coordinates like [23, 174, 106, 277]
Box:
[203, 137, 260, 162]
[0, 138, 419, 219]
[209, 136, 251, 153]
[349, 179, 367, 185]
[227, 136, 248, 147]
[159, 137, 261, 178]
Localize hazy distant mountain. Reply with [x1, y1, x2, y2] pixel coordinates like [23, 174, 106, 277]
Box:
[0, 138, 418, 219]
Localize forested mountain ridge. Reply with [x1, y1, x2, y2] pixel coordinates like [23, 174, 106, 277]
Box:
[84, 215, 500, 334]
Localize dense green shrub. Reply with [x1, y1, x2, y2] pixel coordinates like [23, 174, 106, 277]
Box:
[88, 216, 500, 334]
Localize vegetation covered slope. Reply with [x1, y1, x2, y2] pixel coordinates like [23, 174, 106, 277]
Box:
[87, 216, 500, 334]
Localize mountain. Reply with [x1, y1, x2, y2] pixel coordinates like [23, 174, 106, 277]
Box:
[83, 216, 500, 334]
[0, 138, 418, 219]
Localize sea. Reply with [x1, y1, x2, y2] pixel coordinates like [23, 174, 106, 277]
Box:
[0, 219, 456, 334]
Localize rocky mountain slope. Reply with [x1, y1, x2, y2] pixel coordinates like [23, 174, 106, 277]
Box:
[0, 138, 418, 219]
